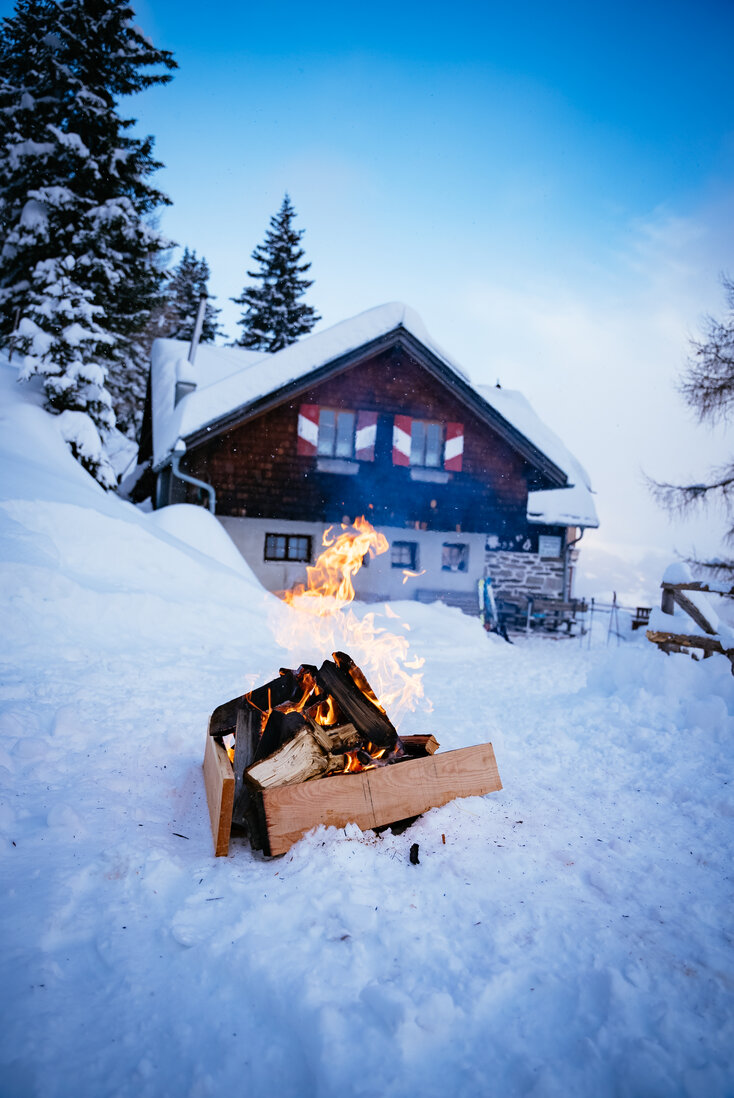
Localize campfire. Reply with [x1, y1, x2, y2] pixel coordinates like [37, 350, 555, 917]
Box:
[203, 519, 502, 856]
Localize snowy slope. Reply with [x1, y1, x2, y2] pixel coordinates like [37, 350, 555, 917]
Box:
[1, 359, 733, 1097]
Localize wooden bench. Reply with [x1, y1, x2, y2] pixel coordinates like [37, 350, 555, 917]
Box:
[631, 607, 651, 631]
[526, 597, 588, 635]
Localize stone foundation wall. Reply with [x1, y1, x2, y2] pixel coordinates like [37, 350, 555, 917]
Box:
[485, 550, 564, 603]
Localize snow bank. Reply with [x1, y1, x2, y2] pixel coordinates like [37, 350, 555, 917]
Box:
[147, 503, 261, 581]
[1, 360, 733, 1097]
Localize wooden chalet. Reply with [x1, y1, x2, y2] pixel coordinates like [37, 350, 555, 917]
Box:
[138, 303, 598, 612]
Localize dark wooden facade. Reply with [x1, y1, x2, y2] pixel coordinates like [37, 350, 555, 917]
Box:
[180, 345, 545, 541]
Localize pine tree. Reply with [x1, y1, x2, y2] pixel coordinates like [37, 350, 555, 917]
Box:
[650, 275, 734, 575]
[0, 0, 176, 481]
[232, 194, 320, 352]
[163, 247, 223, 343]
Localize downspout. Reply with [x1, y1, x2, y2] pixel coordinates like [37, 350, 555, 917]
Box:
[170, 439, 216, 515]
[563, 526, 584, 600]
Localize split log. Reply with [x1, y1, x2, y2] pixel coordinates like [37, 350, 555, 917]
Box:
[259, 742, 503, 856]
[245, 722, 361, 791]
[315, 654, 398, 749]
[232, 702, 264, 846]
[400, 734, 440, 757]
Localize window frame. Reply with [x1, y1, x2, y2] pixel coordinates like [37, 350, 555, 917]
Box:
[442, 542, 469, 573]
[409, 419, 444, 468]
[391, 540, 418, 570]
[316, 407, 356, 460]
[264, 533, 313, 563]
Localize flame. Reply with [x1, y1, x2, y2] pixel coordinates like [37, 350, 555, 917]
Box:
[401, 568, 426, 584]
[285, 516, 388, 611]
[272, 516, 431, 725]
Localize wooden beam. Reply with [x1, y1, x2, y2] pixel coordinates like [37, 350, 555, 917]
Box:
[202, 734, 234, 857]
[671, 590, 718, 635]
[259, 742, 502, 856]
[646, 629, 727, 655]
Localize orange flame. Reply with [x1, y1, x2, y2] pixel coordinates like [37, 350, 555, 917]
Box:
[272, 516, 431, 725]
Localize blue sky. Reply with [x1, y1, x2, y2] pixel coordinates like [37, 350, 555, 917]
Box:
[6, 0, 734, 589]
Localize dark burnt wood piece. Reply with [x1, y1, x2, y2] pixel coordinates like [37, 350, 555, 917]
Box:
[315, 655, 398, 749]
[254, 709, 307, 763]
[400, 734, 440, 757]
[232, 702, 263, 845]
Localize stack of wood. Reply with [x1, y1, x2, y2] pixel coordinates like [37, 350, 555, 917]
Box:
[203, 651, 502, 857]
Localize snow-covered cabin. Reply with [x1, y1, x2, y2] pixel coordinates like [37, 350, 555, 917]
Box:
[138, 303, 598, 610]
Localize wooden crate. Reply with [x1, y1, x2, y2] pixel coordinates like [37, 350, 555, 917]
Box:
[203, 734, 502, 857]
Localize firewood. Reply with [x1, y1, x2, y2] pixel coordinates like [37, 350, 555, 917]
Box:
[254, 709, 307, 762]
[232, 702, 265, 846]
[400, 734, 440, 757]
[258, 742, 503, 856]
[245, 722, 361, 791]
[202, 734, 234, 857]
[315, 654, 398, 749]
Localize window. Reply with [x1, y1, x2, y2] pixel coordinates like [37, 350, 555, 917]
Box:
[410, 420, 443, 467]
[442, 543, 469, 572]
[317, 409, 355, 459]
[264, 533, 312, 563]
[391, 541, 418, 569]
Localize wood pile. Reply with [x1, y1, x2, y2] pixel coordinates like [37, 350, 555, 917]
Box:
[203, 652, 502, 856]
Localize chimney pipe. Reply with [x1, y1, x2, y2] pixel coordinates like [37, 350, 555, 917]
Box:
[188, 293, 207, 365]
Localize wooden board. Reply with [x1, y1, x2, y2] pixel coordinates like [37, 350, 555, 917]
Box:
[202, 733, 234, 856]
[259, 742, 502, 856]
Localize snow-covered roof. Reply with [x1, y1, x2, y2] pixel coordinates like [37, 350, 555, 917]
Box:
[150, 302, 598, 527]
[475, 386, 599, 529]
[151, 303, 469, 469]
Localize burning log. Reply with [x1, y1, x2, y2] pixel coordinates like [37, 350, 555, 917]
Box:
[314, 652, 399, 750]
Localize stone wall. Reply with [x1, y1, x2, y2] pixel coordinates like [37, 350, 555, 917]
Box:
[485, 550, 564, 603]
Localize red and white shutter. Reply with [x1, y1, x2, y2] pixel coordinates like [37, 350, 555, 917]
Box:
[296, 403, 319, 456]
[392, 415, 412, 466]
[444, 422, 464, 471]
[355, 410, 377, 461]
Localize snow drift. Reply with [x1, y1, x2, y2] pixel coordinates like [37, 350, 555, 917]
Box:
[1, 355, 733, 1098]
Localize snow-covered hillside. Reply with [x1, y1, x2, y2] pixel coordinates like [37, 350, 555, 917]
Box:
[1, 357, 733, 1098]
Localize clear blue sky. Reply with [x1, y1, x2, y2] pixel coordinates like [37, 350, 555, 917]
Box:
[6, 0, 734, 584]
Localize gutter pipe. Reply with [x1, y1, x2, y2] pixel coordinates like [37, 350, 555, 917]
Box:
[563, 526, 585, 601]
[170, 440, 216, 514]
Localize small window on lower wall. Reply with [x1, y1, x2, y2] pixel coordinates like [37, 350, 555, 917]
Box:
[391, 541, 417, 569]
[442, 543, 469, 572]
[264, 533, 312, 563]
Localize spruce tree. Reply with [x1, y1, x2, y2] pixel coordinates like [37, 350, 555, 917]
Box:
[163, 247, 223, 343]
[0, 0, 176, 480]
[232, 194, 320, 352]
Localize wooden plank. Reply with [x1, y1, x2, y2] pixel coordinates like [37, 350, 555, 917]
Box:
[260, 742, 502, 856]
[202, 733, 234, 857]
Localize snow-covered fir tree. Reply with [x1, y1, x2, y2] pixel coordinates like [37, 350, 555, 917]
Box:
[232, 194, 320, 352]
[163, 248, 223, 343]
[0, 0, 176, 481]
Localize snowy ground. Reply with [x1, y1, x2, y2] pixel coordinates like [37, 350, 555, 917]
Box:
[1, 361, 733, 1098]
